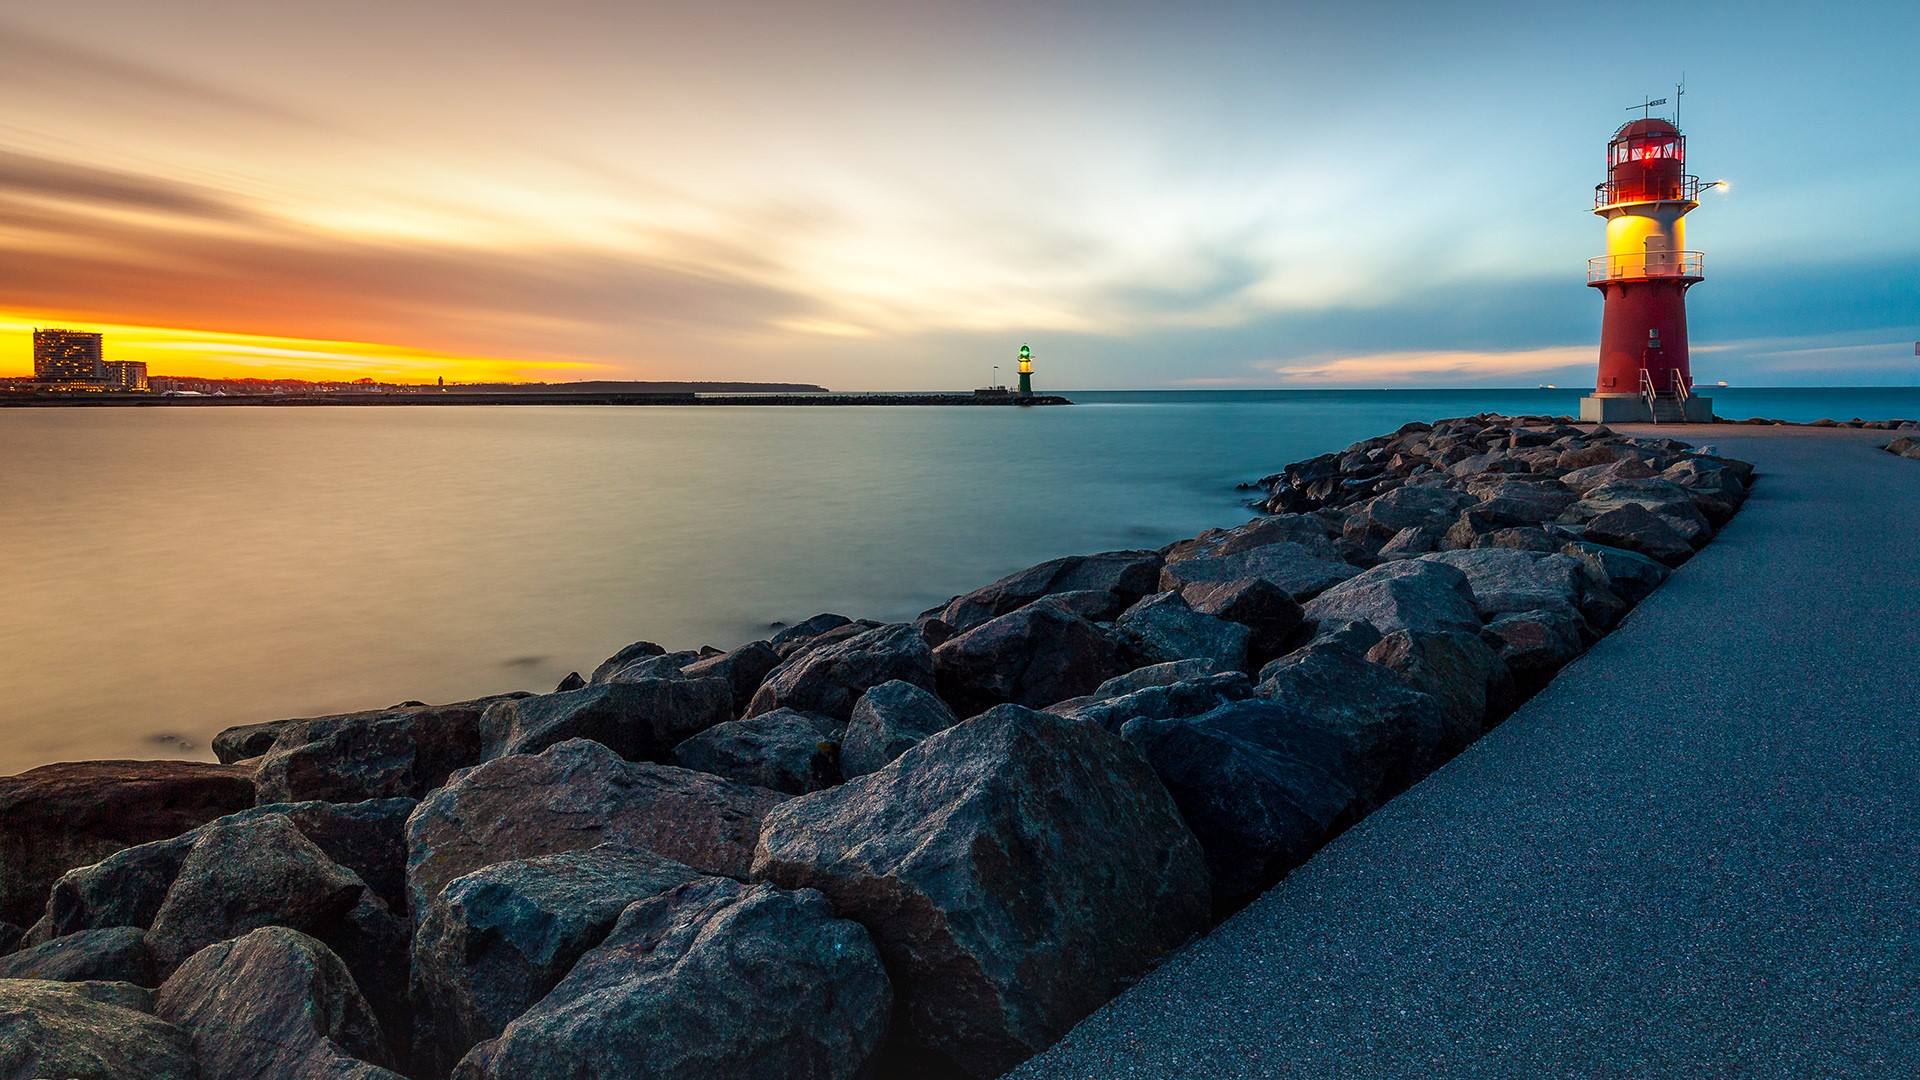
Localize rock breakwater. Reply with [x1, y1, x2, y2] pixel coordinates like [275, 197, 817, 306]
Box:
[0, 414, 1755, 1079]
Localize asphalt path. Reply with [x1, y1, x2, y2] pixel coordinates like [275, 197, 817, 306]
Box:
[1015, 425, 1920, 1079]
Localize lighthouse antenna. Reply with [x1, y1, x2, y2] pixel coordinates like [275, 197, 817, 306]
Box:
[1675, 74, 1685, 127]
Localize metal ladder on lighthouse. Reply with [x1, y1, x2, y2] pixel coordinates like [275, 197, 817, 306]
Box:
[1639, 368, 1689, 424]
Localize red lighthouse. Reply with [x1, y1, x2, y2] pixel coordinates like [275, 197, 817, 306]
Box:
[1579, 114, 1715, 423]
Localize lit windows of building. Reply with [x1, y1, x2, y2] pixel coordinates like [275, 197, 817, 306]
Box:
[33, 329, 104, 383]
[103, 361, 149, 391]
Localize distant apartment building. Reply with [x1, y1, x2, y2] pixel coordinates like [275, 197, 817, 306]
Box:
[103, 360, 148, 391]
[33, 329, 104, 383]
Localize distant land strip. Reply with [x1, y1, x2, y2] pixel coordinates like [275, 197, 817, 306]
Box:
[0, 391, 1074, 408]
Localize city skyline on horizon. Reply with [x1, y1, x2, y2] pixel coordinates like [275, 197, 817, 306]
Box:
[2, 1, 1916, 389]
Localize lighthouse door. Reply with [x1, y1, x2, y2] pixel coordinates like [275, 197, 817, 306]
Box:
[1644, 235, 1673, 278]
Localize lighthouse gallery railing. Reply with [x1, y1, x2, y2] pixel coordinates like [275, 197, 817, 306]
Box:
[1594, 175, 1705, 210]
[1587, 250, 1705, 284]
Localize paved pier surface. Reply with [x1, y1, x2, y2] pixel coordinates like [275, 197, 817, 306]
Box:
[1017, 426, 1920, 1079]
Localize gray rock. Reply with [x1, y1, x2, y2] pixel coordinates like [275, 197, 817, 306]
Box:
[0, 923, 17, 957]
[1462, 479, 1578, 527]
[1482, 526, 1557, 551]
[552, 671, 585, 693]
[932, 598, 1127, 716]
[1558, 454, 1659, 494]
[600, 649, 706, 683]
[1579, 502, 1696, 566]
[1887, 435, 1920, 459]
[1163, 514, 1340, 563]
[767, 614, 854, 659]
[1418, 548, 1589, 621]
[1482, 607, 1589, 684]
[0, 759, 255, 927]
[0, 977, 198, 1080]
[682, 641, 783, 708]
[155, 926, 399, 1080]
[588, 639, 666, 684]
[45, 799, 415, 942]
[1560, 540, 1672, 605]
[479, 678, 734, 762]
[936, 550, 1163, 632]
[405, 739, 784, 915]
[746, 623, 935, 721]
[1115, 591, 1251, 670]
[669, 709, 843, 794]
[1342, 485, 1476, 540]
[841, 680, 960, 779]
[1177, 578, 1304, 662]
[143, 815, 365, 976]
[0, 926, 152, 986]
[1560, 478, 1712, 545]
[411, 846, 704, 1074]
[1121, 704, 1357, 908]
[1255, 631, 1448, 811]
[1088, 659, 1223, 699]
[1301, 559, 1481, 638]
[248, 695, 528, 805]
[753, 705, 1210, 1078]
[1366, 630, 1514, 752]
[1375, 524, 1444, 558]
[1055, 672, 1255, 734]
[454, 879, 890, 1080]
[1158, 541, 1359, 601]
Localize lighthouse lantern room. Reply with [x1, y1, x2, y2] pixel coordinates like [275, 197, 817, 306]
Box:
[1579, 112, 1715, 424]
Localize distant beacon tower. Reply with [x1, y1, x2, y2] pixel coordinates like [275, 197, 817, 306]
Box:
[1017, 344, 1033, 398]
[1580, 114, 1713, 423]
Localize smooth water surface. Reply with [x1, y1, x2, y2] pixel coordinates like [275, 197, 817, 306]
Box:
[2, 386, 1914, 773]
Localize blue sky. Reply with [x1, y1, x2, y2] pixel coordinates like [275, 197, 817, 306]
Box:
[0, 0, 1914, 386]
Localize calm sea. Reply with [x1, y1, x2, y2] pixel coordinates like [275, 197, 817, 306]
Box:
[2, 386, 1914, 773]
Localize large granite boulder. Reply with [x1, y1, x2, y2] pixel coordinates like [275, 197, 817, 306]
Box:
[0, 978, 199, 1080]
[1254, 628, 1448, 810]
[1887, 435, 1920, 459]
[1176, 577, 1304, 662]
[1579, 502, 1696, 566]
[935, 550, 1162, 632]
[669, 709, 843, 794]
[767, 614, 854, 659]
[1560, 478, 1712, 546]
[1157, 541, 1358, 602]
[1087, 659, 1223, 699]
[1558, 454, 1659, 494]
[0, 926, 152, 986]
[411, 846, 704, 1075]
[478, 678, 733, 762]
[246, 695, 527, 805]
[405, 739, 784, 914]
[1053, 672, 1254, 735]
[45, 798, 414, 942]
[1300, 559, 1481, 638]
[682, 640, 783, 707]
[454, 879, 890, 1080]
[746, 623, 935, 721]
[598, 649, 707, 684]
[1115, 591, 1251, 670]
[1366, 630, 1514, 752]
[841, 680, 960, 779]
[155, 926, 399, 1080]
[1418, 548, 1590, 621]
[1162, 514, 1340, 563]
[0, 759, 255, 927]
[1461, 478, 1578, 527]
[753, 705, 1210, 1078]
[1341, 484, 1475, 541]
[1481, 608, 1589, 686]
[1559, 540, 1671, 605]
[931, 598, 1127, 716]
[587, 639, 666, 684]
[1121, 703, 1357, 908]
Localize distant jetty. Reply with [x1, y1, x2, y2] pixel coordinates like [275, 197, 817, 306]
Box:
[0, 390, 1073, 408]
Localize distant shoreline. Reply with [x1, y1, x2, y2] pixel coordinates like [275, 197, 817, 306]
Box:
[0, 391, 1074, 408]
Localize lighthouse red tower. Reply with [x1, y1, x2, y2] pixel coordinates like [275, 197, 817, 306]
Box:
[1579, 115, 1714, 423]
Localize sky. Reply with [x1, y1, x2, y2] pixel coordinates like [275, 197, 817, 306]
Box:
[0, 0, 1915, 388]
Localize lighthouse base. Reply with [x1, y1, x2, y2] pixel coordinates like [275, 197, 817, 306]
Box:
[1579, 393, 1714, 424]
